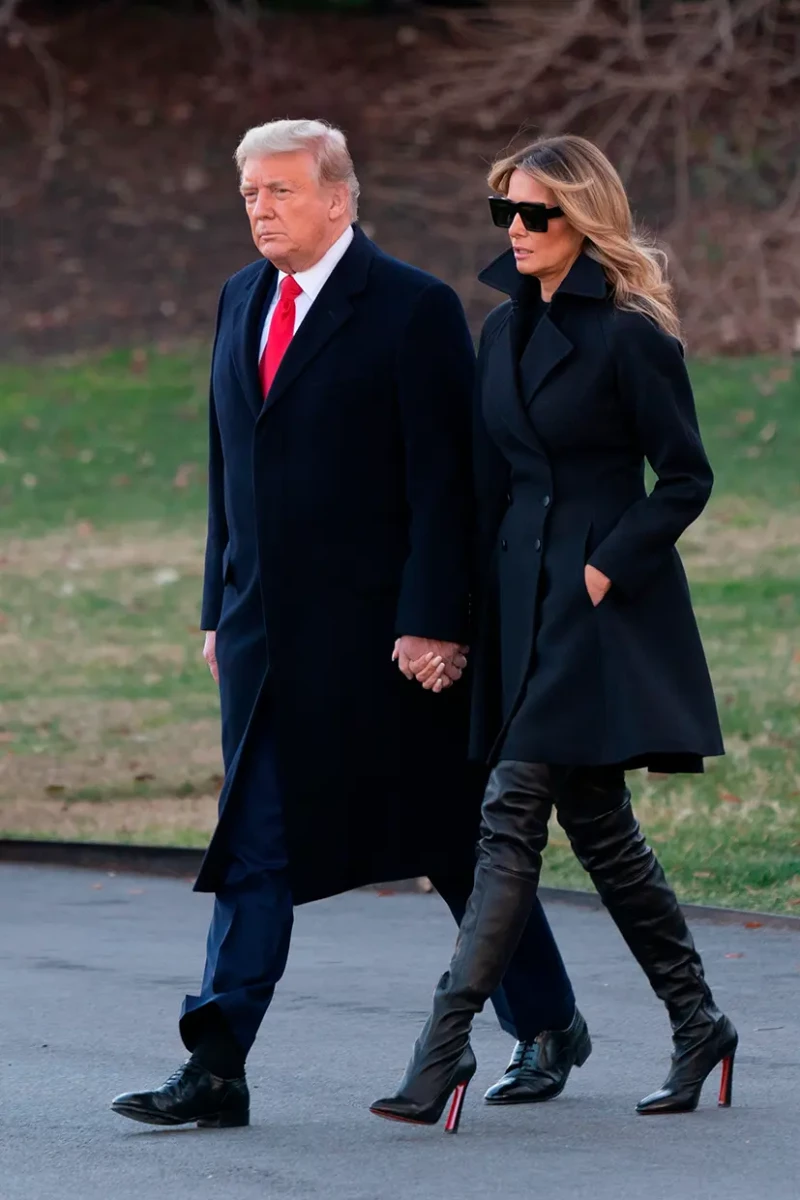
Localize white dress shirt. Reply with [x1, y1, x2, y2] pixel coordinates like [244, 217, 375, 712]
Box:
[258, 225, 355, 361]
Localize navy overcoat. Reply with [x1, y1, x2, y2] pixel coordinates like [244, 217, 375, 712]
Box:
[470, 249, 724, 772]
[195, 226, 483, 902]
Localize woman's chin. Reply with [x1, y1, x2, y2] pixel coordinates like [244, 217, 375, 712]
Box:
[513, 254, 538, 274]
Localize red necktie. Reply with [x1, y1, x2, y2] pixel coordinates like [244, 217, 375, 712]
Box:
[259, 275, 303, 398]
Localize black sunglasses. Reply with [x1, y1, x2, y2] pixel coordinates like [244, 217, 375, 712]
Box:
[489, 196, 564, 233]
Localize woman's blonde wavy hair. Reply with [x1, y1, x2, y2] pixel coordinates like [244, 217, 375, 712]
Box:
[488, 134, 682, 341]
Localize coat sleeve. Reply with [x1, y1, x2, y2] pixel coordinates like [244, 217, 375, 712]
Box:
[587, 313, 713, 598]
[394, 281, 475, 644]
[200, 282, 229, 632]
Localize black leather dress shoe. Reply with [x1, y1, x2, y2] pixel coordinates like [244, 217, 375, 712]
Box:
[111, 1060, 249, 1127]
[484, 1009, 592, 1104]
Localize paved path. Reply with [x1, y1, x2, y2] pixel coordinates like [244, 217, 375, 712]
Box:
[1, 865, 798, 1200]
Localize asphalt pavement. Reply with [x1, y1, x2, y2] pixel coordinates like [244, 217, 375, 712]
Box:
[1, 864, 798, 1200]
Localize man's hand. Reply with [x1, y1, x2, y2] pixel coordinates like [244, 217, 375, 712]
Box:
[585, 564, 612, 607]
[203, 630, 219, 684]
[393, 636, 469, 693]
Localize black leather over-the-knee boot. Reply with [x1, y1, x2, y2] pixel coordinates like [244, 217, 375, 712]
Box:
[370, 761, 553, 1131]
[556, 770, 738, 1114]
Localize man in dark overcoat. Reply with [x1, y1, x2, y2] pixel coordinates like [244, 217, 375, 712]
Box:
[111, 120, 580, 1128]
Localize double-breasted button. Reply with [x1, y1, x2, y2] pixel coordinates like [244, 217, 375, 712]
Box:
[534, 538, 542, 551]
[543, 494, 551, 508]
[501, 539, 508, 551]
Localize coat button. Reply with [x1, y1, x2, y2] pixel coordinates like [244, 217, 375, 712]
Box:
[501, 539, 508, 551]
[543, 494, 551, 507]
[506, 492, 513, 506]
[534, 538, 542, 551]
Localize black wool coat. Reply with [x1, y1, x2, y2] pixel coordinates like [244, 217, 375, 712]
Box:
[195, 226, 484, 903]
[469, 249, 724, 772]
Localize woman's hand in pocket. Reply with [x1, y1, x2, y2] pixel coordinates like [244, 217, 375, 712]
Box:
[585, 564, 612, 607]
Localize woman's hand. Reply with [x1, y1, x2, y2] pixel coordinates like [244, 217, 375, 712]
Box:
[410, 645, 470, 692]
[585, 564, 612, 607]
[392, 638, 470, 692]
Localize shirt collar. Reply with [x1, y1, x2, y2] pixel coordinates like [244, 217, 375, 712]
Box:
[278, 225, 355, 301]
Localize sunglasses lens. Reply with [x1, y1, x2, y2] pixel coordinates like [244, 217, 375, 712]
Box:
[489, 198, 514, 229]
[520, 205, 547, 233]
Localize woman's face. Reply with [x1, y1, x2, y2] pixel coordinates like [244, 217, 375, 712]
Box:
[506, 168, 584, 280]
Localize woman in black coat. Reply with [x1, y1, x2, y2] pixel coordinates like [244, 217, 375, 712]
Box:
[371, 135, 737, 1131]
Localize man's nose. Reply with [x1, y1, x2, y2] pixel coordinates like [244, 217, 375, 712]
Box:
[253, 190, 276, 219]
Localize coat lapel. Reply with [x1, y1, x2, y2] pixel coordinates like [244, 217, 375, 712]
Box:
[478, 247, 609, 428]
[233, 259, 277, 420]
[261, 225, 374, 418]
[518, 312, 574, 409]
[480, 305, 546, 463]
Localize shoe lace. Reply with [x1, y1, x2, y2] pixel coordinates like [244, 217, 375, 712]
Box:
[163, 1061, 193, 1088]
[509, 1039, 543, 1071]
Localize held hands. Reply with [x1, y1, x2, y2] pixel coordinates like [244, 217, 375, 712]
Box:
[393, 636, 470, 694]
[585, 564, 612, 607]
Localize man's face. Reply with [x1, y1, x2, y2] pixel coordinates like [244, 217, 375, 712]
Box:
[239, 151, 349, 272]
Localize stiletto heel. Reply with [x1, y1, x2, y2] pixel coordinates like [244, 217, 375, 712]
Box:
[444, 1080, 469, 1134]
[370, 1045, 477, 1128]
[718, 1052, 734, 1107]
[637, 1016, 738, 1114]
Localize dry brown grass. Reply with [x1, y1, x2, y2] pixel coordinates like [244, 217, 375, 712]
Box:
[0, 793, 216, 844]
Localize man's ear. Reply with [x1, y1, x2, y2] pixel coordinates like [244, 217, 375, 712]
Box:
[329, 184, 351, 221]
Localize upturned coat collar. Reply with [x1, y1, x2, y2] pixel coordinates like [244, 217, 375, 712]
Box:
[478, 248, 609, 304]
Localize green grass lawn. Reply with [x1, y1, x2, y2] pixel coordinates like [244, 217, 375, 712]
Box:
[0, 349, 798, 912]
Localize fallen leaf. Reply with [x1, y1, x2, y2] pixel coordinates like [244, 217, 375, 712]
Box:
[725, 953, 744, 959]
[76, 520, 94, 537]
[44, 784, 65, 796]
[78, 449, 94, 463]
[758, 421, 777, 443]
[134, 772, 155, 782]
[744, 921, 763, 929]
[788, 898, 800, 907]
[172, 463, 195, 488]
[130, 348, 148, 374]
[734, 409, 755, 424]
[693, 871, 713, 878]
[719, 790, 742, 804]
[23, 415, 41, 431]
[127, 888, 145, 896]
[0, 732, 16, 743]
[90, 883, 103, 890]
[22, 473, 38, 488]
[153, 568, 179, 586]
[768, 366, 791, 383]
